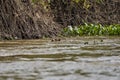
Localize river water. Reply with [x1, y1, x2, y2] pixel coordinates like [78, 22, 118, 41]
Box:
[0, 36, 120, 80]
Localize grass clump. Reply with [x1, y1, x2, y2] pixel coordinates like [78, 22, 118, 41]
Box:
[63, 23, 120, 36]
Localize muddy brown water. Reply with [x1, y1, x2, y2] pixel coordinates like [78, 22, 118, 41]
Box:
[0, 36, 120, 80]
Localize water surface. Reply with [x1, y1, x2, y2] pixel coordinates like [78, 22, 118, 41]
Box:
[0, 36, 120, 80]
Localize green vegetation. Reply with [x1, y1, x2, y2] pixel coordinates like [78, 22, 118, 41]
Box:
[63, 23, 120, 36]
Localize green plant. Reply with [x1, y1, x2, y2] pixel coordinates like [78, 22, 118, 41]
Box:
[63, 23, 120, 36]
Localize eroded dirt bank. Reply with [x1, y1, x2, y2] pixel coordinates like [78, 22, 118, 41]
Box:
[50, 0, 120, 26]
[0, 0, 62, 40]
